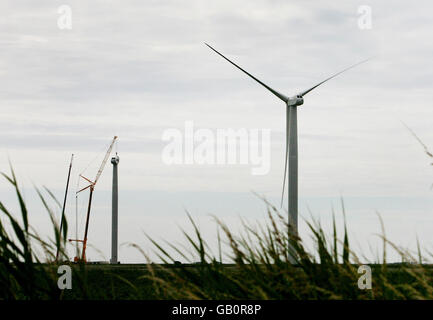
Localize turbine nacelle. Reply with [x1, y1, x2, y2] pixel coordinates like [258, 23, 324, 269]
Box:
[287, 95, 304, 107]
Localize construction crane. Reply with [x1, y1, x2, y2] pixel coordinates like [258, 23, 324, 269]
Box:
[69, 136, 118, 263]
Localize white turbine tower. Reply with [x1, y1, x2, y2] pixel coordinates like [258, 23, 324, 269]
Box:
[206, 43, 369, 238]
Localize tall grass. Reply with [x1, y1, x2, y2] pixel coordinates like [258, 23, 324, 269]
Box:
[0, 166, 91, 300]
[1, 165, 433, 300]
[141, 199, 433, 300]
[0, 166, 61, 299]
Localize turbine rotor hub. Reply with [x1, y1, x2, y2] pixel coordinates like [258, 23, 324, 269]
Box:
[287, 95, 304, 107]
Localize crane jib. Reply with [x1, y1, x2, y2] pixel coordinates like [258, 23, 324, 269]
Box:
[94, 136, 118, 185]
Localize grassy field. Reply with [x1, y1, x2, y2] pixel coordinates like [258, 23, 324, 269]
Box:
[50, 263, 433, 300]
[2, 165, 433, 300]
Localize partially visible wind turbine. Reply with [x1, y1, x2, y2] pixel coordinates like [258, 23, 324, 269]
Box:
[206, 43, 370, 238]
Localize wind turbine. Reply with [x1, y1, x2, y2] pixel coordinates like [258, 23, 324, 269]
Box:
[206, 43, 369, 238]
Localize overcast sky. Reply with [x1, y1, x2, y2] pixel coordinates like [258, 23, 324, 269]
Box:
[0, 0, 432, 262]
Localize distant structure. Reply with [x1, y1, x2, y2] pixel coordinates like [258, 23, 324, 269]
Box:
[69, 136, 118, 263]
[56, 154, 74, 262]
[110, 153, 120, 264]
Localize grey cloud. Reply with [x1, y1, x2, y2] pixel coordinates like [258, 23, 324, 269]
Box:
[0, 1, 432, 262]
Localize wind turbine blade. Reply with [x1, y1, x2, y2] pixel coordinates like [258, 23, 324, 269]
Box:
[205, 43, 288, 102]
[299, 57, 371, 97]
[281, 106, 289, 208]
